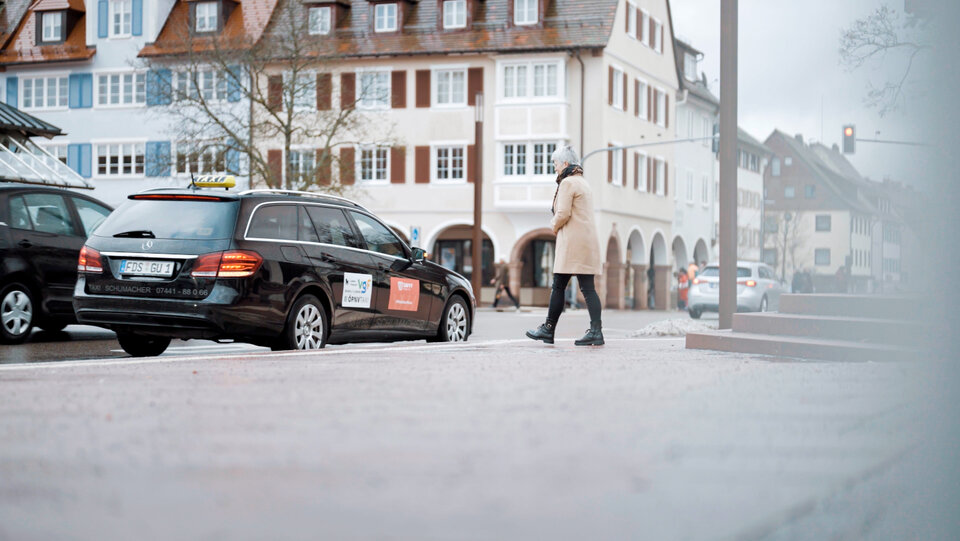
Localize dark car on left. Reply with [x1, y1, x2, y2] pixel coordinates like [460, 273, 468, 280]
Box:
[0, 185, 113, 344]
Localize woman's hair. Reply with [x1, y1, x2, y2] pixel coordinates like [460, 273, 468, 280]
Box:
[551, 145, 580, 166]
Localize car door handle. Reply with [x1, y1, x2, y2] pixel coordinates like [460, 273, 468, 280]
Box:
[18, 239, 32, 248]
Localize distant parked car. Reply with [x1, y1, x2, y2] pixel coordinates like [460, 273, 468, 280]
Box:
[687, 261, 786, 319]
[0, 184, 113, 343]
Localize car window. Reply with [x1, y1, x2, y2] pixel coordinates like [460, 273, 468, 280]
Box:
[22, 193, 79, 236]
[699, 266, 752, 278]
[247, 204, 298, 241]
[305, 206, 360, 248]
[297, 206, 320, 243]
[350, 211, 406, 258]
[72, 197, 111, 235]
[96, 200, 239, 240]
[8, 196, 32, 230]
[759, 267, 773, 280]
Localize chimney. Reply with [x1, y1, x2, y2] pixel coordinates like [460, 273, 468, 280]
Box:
[832, 143, 840, 152]
[795, 134, 804, 144]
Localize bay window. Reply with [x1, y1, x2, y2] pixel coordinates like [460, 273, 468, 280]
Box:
[501, 60, 562, 100]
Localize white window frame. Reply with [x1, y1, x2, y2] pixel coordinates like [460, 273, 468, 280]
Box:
[502, 142, 528, 177]
[432, 143, 467, 184]
[636, 78, 648, 120]
[433, 67, 467, 108]
[654, 157, 665, 195]
[283, 71, 316, 110]
[357, 145, 390, 184]
[195, 2, 218, 33]
[612, 67, 624, 111]
[308, 6, 332, 35]
[686, 170, 694, 203]
[499, 59, 564, 102]
[639, 10, 650, 46]
[686, 109, 694, 138]
[443, 0, 467, 29]
[20, 75, 69, 111]
[92, 140, 146, 178]
[374, 3, 398, 33]
[110, 0, 132, 38]
[784, 186, 795, 199]
[701, 175, 709, 205]
[611, 142, 624, 187]
[702, 116, 711, 147]
[655, 87, 666, 127]
[626, 3, 637, 39]
[172, 69, 229, 103]
[637, 152, 647, 192]
[38, 143, 69, 168]
[684, 53, 697, 81]
[357, 69, 391, 110]
[500, 140, 560, 181]
[532, 142, 557, 176]
[287, 148, 316, 183]
[41, 12, 62, 42]
[514, 0, 538, 26]
[174, 142, 229, 177]
[95, 71, 147, 108]
[653, 18, 663, 53]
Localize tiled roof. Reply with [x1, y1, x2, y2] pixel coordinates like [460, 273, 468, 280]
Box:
[139, 0, 281, 57]
[32, 0, 85, 12]
[738, 128, 771, 154]
[0, 0, 95, 66]
[0, 0, 35, 46]
[0, 100, 63, 137]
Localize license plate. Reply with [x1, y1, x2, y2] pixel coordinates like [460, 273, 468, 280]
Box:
[709, 282, 717, 289]
[119, 259, 175, 277]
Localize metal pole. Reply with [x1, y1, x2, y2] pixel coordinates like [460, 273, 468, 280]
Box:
[472, 93, 484, 299]
[719, 0, 738, 329]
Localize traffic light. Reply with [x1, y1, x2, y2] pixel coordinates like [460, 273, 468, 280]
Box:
[712, 123, 720, 153]
[842, 125, 856, 154]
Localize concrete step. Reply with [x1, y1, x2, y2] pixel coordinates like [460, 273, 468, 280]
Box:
[777, 294, 922, 320]
[732, 312, 928, 347]
[685, 330, 918, 362]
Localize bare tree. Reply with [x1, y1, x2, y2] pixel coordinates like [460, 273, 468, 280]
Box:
[139, 0, 387, 192]
[765, 211, 808, 282]
[839, 4, 928, 117]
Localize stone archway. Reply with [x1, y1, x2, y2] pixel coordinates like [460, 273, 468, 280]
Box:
[389, 226, 410, 245]
[626, 229, 647, 310]
[604, 234, 624, 309]
[693, 239, 710, 268]
[510, 228, 557, 307]
[648, 232, 668, 310]
[430, 225, 495, 303]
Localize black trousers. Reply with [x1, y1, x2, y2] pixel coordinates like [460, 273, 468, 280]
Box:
[547, 274, 602, 324]
[493, 285, 519, 308]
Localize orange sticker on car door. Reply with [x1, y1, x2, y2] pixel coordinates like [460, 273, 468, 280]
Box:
[388, 277, 420, 311]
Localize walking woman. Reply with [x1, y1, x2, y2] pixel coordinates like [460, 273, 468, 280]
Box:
[526, 146, 604, 346]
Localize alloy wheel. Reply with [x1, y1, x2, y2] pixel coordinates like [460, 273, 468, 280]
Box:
[294, 303, 324, 350]
[445, 302, 467, 342]
[1, 289, 32, 337]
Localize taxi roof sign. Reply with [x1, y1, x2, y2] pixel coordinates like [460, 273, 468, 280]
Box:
[193, 175, 236, 189]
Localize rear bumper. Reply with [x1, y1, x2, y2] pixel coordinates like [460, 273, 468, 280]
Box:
[688, 286, 763, 313]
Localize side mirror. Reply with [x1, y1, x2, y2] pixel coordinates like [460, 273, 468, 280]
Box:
[411, 247, 426, 262]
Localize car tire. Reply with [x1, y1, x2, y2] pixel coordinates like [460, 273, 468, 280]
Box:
[116, 333, 171, 357]
[688, 307, 702, 320]
[275, 294, 327, 351]
[37, 320, 68, 333]
[759, 296, 768, 313]
[437, 296, 470, 343]
[0, 282, 36, 345]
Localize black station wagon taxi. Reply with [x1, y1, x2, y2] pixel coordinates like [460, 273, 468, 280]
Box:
[73, 180, 475, 356]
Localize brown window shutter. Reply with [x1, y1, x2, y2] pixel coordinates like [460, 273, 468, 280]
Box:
[316, 73, 332, 111]
[665, 94, 669, 128]
[625, 5, 630, 33]
[608, 67, 614, 106]
[634, 80, 640, 117]
[315, 150, 332, 185]
[267, 149, 282, 186]
[622, 74, 628, 111]
[636, 9, 642, 37]
[649, 18, 655, 48]
[267, 75, 282, 111]
[415, 146, 430, 183]
[467, 67, 483, 106]
[664, 162, 669, 196]
[647, 158, 653, 193]
[607, 144, 613, 183]
[340, 73, 356, 109]
[390, 146, 406, 183]
[660, 24, 664, 52]
[416, 70, 431, 108]
[339, 147, 355, 185]
[653, 90, 659, 124]
[634, 152, 639, 190]
[467, 145, 477, 183]
[621, 149, 627, 184]
[391, 70, 406, 108]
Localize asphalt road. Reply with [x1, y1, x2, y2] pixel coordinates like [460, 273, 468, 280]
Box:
[1, 332, 956, 540]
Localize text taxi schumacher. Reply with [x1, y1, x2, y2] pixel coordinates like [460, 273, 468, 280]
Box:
[73, 177, 475, 356]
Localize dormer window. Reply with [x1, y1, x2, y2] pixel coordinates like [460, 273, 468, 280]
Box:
[374, 3, 398, 32]
[110, 0, 132, 37]
[514, 0, 537, 25]
[195, 2, 218, 32]
[308, 6, 332, 35]
[443, 0, 466, 29]
[684, 52, 697, 81]
[41, 12, 63, 42]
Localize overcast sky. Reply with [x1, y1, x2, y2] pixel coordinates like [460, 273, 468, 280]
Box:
[670, 0, 929, 184]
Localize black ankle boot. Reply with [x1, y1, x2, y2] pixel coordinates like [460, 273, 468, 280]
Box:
[575, 321, 604, 346]
[525, 320, 556, 344]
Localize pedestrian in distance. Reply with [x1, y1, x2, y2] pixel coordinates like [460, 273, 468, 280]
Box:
[490, 259, 520, 310]
[647, 265, 656, 309]
[526, 146, 604, 346]
[677, 270, 689, 310]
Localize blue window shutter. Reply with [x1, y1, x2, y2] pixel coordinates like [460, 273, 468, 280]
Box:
[67, 144, 82, 173]
[227, 65, 242, 103]
[79, 74, 93, 108]
[226, 148, 239, 174]
[79, 144, 92, 178]
[98, 0, 108, 38]
[68, 74, 83, 108]
[145, 141, 171, 177]
[6, 77, 17, 107]
[131, 0, 142, 36]
[146, 69, 172, 106]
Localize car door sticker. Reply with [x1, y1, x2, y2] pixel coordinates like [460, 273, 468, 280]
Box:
[343, 272, 373, 308]
[388, 277, 420, 312]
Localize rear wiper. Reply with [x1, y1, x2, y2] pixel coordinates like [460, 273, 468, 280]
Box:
[113, 230, 156, 238]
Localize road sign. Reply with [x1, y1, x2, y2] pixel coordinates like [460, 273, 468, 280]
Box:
[410, 226, 421, 247]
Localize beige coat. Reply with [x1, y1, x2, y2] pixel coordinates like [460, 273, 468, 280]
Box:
[549, 175, 602, 275]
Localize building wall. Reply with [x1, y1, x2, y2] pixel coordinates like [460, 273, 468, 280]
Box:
[672, 96, 715, 269]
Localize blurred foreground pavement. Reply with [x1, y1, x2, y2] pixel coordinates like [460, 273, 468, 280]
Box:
[0, 338, 956, 540]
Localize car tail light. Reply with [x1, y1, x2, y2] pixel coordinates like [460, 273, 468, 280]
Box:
[191, 251, 262, 279]
[77, 246, 103, 273]
[692, 278, 701, 285]
[737, 280, 757, 287]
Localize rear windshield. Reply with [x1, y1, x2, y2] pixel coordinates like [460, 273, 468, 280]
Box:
[94, 200, 239, 240]
[699, 266, 752, 278]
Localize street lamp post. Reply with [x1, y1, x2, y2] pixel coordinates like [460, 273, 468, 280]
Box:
[472, 93, 484, 299]
[719, 0, 738, 329]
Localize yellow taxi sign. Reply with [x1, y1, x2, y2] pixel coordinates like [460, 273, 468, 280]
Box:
[193, 175, 236, 189]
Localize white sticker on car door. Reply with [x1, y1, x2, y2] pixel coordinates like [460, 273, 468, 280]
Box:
[342, 272, 373, 308]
